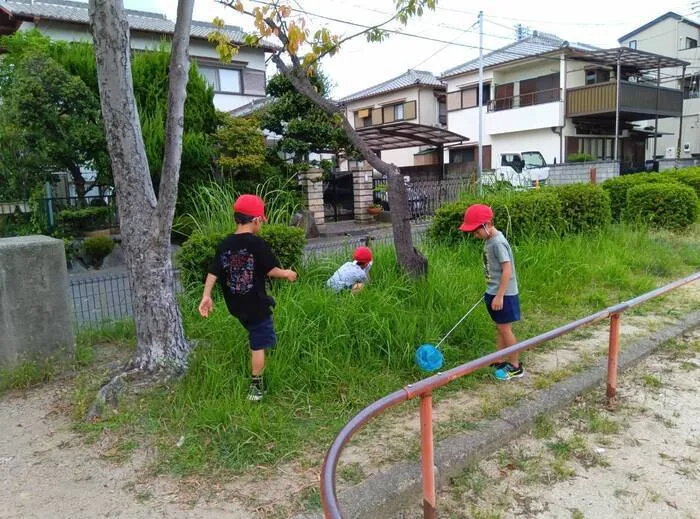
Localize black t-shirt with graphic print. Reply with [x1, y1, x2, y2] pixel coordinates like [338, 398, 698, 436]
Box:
[207, 232, 281, 325]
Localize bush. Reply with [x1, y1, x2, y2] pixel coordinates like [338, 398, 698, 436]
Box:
[429, 190, 563, 243]
[177, 225, 306, 288]
[567, 152, 595, 163]
[602, 173, 680, 221]
[662, 168, 700, 197]
[429, 200, 469, 244]
[488, 189, 563, 241]
[624, 183, 699, 230]
[82, 236, 115, 267]
[57, 206, 111, 234]
[553, 183, 611, 233]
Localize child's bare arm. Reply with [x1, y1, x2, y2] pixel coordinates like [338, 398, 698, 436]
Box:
[268, 267, 298, 282]
[492, 261, 512, 310]
[199, 273, 218, 317]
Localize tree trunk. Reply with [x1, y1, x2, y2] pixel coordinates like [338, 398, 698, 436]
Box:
[89, 0, 193, 374]
[68, 163, 87, 203]
[272, 59, 427, 277]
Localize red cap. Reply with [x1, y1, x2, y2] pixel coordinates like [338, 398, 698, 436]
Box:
[459, 204, 493, 232]
[353, 246, 373, 264]
[233, 194, 267, 222]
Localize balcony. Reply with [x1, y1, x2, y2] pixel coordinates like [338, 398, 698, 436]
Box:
[486, 88, 563, 135]
[566, 82, 683, 120]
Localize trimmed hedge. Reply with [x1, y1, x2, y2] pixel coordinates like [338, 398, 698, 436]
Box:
[624, 183, 699, 230]
[555, 183, 611, 234]
[82, 236, 115, 268]
[57, 206, 111, 233]
[177, 225, 306, 288]
[602, 173, 680, 221]
[662, 168, 700, 197]
[430, 189, 563, 243]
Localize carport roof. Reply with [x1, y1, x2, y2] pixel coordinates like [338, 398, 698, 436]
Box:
[356, 122, 469, 151]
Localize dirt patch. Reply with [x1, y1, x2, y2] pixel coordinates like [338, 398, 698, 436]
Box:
[400, 329, 700, 518]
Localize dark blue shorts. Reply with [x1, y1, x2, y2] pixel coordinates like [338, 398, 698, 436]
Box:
[484, 293, 521, 324]
[243, 316, 277, 351]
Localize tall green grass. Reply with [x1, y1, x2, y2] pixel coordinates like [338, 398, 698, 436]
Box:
[174, 176, 301, 236]
[85, 224, 699, 475]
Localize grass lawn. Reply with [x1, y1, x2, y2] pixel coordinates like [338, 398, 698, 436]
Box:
[73, 223, 700, 477]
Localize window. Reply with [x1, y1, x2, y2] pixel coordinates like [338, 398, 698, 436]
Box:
[685, 37, 698, 49]
[519, 73, 559, 106]
[628, 40, 637, 49]
[354, 108, 373, 128]
[683, 75, 700, 99]
[585, 68, 611, 86]
[198, 66, 242, 93]
[394, 103, 404, 120]
[449, 147, 475, 164]
[446, 84, 491, 111]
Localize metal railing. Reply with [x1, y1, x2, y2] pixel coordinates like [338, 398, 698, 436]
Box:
[488, 87, 561, 112]
[320, 271, 700, 518]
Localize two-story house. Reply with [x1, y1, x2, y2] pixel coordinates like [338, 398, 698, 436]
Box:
[0, 0, 273, 112]
[442, 31, 688, 173]
[619, 11, 700, 161]
[339, 69, 470, 178]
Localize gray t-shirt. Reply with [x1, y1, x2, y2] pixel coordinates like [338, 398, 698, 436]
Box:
[326, 261, 369, 292]
[483, 231, 518, 296]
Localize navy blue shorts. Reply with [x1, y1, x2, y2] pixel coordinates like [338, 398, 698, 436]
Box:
[243, 316, 277, 351]
[484, 293, 521, 324]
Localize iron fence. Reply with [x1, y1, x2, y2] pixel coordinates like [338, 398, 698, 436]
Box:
[69, 269, 182, 329]
[372, 177, 475, 220]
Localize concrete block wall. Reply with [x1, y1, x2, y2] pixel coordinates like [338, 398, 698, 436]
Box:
[658, 158, 700, 172]
[353, 168, 375, 223]
[0, 235, 75, 368]
[547, 161, 619, 186]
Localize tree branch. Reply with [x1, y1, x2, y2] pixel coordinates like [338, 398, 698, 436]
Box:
[155, 0, 194, 242]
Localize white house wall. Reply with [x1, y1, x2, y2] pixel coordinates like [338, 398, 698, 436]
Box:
[20, 20, 267, 113]
[418, 87, 439, 126]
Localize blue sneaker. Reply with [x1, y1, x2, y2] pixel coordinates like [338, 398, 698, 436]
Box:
[493, 362, 524, 381]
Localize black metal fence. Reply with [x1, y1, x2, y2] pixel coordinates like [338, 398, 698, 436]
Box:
[372, 177, 475, 220]
[70, 269, 182, 329]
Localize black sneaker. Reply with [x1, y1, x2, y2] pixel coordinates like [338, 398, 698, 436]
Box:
[247, 384, 265, 401]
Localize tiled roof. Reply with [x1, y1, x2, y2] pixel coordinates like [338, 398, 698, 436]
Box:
[338, 69, 444, 104]
[440, 32, 598, 79]
[229, 96, 274, 117]
[0, 0, 277, 50]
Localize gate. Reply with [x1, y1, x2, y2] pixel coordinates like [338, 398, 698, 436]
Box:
[323, 171, 354, 222]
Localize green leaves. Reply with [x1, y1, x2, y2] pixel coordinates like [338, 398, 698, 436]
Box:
[215, 114, 267, 175]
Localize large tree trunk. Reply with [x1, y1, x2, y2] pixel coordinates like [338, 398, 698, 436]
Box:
[272, 59, 427, 276]
[89, 0, 193, 374]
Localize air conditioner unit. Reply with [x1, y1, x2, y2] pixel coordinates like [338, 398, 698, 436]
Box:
[683, 143, 691, 154]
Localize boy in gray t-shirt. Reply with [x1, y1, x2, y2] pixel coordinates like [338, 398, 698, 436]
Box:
[460, 204, 523, 381]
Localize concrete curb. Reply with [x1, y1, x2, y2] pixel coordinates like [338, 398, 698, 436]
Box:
[294, 310, 700, 519]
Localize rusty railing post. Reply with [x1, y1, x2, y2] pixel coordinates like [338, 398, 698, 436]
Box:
[607, 313, 621, 408]
[419, 393, 436, 519]
[590, 167, 597, 185]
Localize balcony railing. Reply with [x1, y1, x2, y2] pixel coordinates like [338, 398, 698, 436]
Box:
[566, 81, 684, 118]
[488, 87, 561, 112]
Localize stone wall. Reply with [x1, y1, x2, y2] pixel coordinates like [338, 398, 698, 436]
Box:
[546, 161, 620, 185]
[0, 236, 75, 367]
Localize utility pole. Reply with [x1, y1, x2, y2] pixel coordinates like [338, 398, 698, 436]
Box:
[478, 10, 484, 191]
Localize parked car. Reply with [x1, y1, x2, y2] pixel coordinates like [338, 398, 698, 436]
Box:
[374, 180, 429, 217]
[481, 151, 550, 188]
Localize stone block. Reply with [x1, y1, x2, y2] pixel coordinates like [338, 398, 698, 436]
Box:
[0, 235, 75, 368]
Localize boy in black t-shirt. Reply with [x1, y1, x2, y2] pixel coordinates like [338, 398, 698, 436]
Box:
[198, 194, 297, 401]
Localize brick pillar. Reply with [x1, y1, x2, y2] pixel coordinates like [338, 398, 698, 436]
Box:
[353, 168, 374, 223]
[300, 168, 325, 233]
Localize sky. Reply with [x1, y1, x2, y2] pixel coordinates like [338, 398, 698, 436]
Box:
[121, 0, 699, 99]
